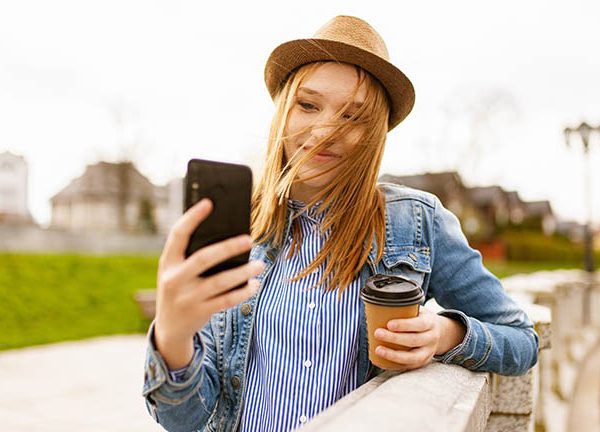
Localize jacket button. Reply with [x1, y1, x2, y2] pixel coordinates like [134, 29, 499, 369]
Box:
[241, 303, 252, 316]
[231, 375, 241, 389]
[463, 358, 477, 368]
[148, 363, 156, 380]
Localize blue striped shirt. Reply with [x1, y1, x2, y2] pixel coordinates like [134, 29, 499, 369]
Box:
[238, 200, 362, 431]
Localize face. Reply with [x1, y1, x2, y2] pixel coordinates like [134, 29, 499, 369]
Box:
[283, 62, 367, 203]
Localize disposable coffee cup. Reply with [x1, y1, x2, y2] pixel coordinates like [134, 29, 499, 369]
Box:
[360, 274, 425, 370]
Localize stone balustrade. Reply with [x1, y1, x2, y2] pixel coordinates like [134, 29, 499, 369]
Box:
[134, 269, 600, 431]
[303, 299, 551, 432]
[303, 269, 600, 432]
[303, 364, 491, 432]
[502, 270, 600, 431]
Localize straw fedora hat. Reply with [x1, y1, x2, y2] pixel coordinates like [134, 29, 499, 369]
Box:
[264, 15, 415, 131]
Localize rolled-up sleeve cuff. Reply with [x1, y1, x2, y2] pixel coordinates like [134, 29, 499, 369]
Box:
[432, 309, 493, 371]
[142, 320, 206, 404]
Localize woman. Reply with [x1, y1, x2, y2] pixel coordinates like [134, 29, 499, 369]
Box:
[143, 16, 539, 432]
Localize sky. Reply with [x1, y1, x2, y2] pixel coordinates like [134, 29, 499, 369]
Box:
[1, 0, 600, 227]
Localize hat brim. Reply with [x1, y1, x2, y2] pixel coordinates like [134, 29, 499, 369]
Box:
[264, 38, 415, 131]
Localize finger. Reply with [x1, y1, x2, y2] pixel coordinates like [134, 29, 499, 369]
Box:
[201, 260, 265, 298]
[178, 234, 254, 280]
[375, 345, 433, 368]
[161, 199, 213, 268]
[204, 279, 260, 314]
[386, 316, 431, 333]
[374, 328, 433, 348]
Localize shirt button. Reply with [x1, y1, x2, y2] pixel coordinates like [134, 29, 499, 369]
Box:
[308, 302, 316, 310]
[231, 375, 241, 389]
[304, 360, 312, 368]
[299, 415, 308, 424]
[240, 303, 252, 316]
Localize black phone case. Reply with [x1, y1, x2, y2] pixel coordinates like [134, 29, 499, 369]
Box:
[184, 159, 252, 277]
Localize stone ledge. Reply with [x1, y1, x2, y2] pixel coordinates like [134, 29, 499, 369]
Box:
[484, 413, 531, 432]
[303, 363, 490, 432]
[491, 365, 538, 415]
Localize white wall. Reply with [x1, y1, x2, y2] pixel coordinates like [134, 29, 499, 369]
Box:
[0, 152, 28, 216]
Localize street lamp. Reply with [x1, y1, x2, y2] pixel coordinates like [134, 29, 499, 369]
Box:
[564, 121, 600, 273]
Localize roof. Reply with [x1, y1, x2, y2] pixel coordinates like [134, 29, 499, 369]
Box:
[379, 171, 465, 198]
[468, 186, 508, 206]
[505, 191, 524, 207]
[50, 161, 163, 204]
[524, 200, 553, 217]
[0, 151, 26, 162]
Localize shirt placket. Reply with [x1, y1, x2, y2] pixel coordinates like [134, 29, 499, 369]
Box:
[298, 213, 322, 427]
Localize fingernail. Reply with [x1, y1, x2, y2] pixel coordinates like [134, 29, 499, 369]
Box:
[376, 346, 385, 356]
[374, 329, 384, 338]
[249, 279, 260, 291]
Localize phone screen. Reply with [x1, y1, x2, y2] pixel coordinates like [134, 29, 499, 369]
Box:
[184, 159, 253, 277]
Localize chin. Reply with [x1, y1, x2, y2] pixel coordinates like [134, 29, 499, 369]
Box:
[296, 172, 337, 194]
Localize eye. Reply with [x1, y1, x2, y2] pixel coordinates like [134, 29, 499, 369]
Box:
[342, 112, 357, 121]
[298, 100, 318, 111]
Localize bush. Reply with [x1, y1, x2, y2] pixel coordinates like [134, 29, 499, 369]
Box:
[499, 230, 599, 264]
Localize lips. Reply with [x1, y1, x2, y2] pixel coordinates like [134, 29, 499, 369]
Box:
[303, 146, 341, 158]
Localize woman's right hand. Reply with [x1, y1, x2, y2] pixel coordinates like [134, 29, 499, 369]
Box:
[153, 198, 265, 369]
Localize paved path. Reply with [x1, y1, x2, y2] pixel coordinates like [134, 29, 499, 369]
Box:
[0, 335, 165, 432]
[5, 333, 596, 431]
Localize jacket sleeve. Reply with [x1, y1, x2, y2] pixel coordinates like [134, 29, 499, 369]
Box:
[427, 197, 539, 376]
[142, 319, 221, 431]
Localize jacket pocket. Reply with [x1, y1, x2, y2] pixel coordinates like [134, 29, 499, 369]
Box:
[381, 247, 431, 287]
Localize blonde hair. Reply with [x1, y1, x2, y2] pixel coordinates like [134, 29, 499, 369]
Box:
[252, 62, 389, 294]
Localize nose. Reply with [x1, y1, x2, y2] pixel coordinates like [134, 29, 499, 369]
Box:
[310, 123, 336, 140]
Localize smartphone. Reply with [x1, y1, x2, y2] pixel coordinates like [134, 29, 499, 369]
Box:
[184, 159, 253, 277]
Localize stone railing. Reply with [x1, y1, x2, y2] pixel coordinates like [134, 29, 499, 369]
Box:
[303, 270, 600, 432]
[502, 270, 600, 432]
[134, 270, 599, 431]
[303, 300, 551, 432]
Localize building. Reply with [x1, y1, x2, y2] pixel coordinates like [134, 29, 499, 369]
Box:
[0, 151, 34, 225]
[556, 220, 586, 243]
[379, 171, 494, 241]
[466, 186, 511, 241]
[506, 191, 526, 225]
[379, 171, 469, 216]
[522, 201, 557, 236]
[50, 161, 174, 234]
[379, 170, 567, 262]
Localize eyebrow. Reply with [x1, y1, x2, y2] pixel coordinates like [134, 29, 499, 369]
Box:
[298, 86, 363, 108]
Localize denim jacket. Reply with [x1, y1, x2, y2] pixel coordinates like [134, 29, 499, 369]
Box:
[142, 183, 540, 432]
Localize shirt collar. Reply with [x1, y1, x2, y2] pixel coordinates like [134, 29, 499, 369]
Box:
[287, 199, 326, 223]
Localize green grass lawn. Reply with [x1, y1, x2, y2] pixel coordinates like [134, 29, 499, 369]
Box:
[0, 253, 158, 351]
[483, 260, 580, 279]
[0, 252, 582, 351]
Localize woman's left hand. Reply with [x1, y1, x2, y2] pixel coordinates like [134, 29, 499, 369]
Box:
[373, 308, 466, 371]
